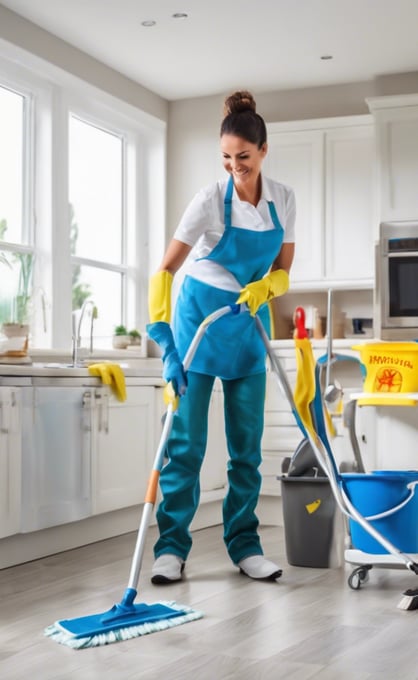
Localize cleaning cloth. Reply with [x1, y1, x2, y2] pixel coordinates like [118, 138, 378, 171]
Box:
[88, 363, 127, 402]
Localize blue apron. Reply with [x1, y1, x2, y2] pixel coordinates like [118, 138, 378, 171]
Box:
[173, 175, 284, 379]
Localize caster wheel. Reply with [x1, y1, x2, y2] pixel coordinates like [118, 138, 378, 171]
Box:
[348, 565, 372, 590]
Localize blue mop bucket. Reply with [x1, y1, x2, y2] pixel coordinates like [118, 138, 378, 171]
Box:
[341, 470, 418, 554]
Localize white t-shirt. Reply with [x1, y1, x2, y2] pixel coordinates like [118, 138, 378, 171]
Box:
[173, 175, 296, 293]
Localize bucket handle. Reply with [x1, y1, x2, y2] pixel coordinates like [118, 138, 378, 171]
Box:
[343, 480, 418, 522]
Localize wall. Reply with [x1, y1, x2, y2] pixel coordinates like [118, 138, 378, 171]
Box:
[0, 4, 168, 123]
[167, 73, 418, 233]
[2, 1, 418, 275]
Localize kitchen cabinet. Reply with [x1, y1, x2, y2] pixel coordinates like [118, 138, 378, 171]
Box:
[367, 93, 418, 222]
[92, 385, 155, 514]
[261, 341, 365, 497]
[20, 382, 156, 531]
[0, 387, 21, 538]
[264, 128, 323, 283]
[21, 385, 92, 531]
[355, 400, 418, 472]
[264, 116, 376, 289]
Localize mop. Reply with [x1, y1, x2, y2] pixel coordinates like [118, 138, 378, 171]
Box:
[44, 304, 237, 648]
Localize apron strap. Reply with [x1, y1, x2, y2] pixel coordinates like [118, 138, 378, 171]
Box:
[224, 175, 234, 228]
[267, 200, 282, 231]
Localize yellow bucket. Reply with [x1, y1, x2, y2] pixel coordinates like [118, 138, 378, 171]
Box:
[352, 342, 418, 393]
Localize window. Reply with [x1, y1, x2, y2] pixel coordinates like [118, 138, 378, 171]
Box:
[0, 83, 34, 326]
[0, 49, 165, 352]
[69, 114, 127, 344]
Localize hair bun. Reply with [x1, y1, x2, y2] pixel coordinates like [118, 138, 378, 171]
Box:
[223, 90, 256, 117]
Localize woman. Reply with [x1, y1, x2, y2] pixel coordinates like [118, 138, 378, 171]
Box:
[147, 90, 295, 583]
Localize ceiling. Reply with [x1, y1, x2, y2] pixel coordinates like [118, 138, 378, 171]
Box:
[2, 0, 418, 101]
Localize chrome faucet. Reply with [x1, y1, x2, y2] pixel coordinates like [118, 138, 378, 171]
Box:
[72, 299, 97, 366]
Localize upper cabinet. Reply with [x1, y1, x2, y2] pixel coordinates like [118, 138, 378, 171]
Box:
[264, 116, 377, 290]
[367, 94, 418, 222]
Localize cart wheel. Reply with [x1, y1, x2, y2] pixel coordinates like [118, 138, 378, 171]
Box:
[348, 565, 372, 590]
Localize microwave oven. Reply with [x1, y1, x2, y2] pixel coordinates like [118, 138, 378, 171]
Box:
[375, 221, 418, 340]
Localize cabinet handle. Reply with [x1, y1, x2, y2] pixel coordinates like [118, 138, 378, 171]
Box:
[0, 401, 9, 434]
[95, 389, 109, 434]
[102, 390, 109, 434]
[82, 390, 92, 432]
[95, 390, 103, 432]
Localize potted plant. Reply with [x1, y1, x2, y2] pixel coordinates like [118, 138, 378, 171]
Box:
[1, 251, 34, 345]
[128, 329, 141, 346]
[112, 324, 130, 349]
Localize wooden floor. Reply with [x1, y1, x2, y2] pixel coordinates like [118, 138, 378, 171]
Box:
[1, 523, 417, 680]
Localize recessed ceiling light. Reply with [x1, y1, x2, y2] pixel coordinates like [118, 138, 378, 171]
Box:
[172, 13, 188, 19]
[141, 20, 156, 27]
[320, 55, 333, 60]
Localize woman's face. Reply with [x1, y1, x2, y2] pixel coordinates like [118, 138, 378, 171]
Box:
[221, 134, 267, 191]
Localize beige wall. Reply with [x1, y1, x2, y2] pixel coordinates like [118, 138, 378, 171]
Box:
[0, 4, 167, 122]
[1, 2, 418, 249]
[167, 73, 418, 234]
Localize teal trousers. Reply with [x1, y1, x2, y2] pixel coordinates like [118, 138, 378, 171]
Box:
[154, 369, 266, 564]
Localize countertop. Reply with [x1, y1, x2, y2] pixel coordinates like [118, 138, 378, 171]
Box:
[0, 337, 374, 380]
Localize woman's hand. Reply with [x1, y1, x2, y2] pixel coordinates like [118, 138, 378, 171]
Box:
[237, 269, 289, 316]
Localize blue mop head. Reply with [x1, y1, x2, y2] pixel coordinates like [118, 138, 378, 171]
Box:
[44, 589, 203, 649]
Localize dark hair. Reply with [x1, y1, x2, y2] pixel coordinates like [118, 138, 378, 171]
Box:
[220, 90, 267, 149]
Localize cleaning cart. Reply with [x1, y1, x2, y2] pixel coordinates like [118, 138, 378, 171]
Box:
[340, 341, 418, 593]
[256, 311, 418, 607]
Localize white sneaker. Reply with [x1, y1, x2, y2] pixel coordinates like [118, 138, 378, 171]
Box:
[238, 555, 282, 581]
[151, 554, 185, 584]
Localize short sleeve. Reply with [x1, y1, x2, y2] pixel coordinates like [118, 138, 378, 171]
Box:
[173, 185, 215, 247]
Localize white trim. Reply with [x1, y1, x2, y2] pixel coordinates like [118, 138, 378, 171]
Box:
[267, 114, 373, 135]
[366, 93, 418, 111]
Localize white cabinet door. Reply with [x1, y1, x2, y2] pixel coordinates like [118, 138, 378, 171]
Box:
[356, 402, 418, 472]
[0, 387, 21, 538]
[368, 95, 418, 221]
[92, 385, 155, 514]
[264, 129, 324, 282]
[325, 125, 376, 281]
[266, 117, 376, 288]
[21, 386, 92, 531]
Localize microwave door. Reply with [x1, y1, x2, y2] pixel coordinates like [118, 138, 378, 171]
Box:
[387, 254, 418, 327]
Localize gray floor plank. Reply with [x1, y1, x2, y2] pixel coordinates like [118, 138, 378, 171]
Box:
[1, 524, 417, 679]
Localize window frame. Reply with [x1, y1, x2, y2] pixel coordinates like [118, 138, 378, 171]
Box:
[0, 49, 166, 351]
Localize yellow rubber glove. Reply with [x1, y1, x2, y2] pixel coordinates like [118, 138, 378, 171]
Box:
[148, 270, 173, 323]
[147, 269, 187, 397]
[236, 269, 289, 316]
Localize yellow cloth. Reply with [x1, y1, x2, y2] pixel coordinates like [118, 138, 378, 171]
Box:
[88, 363, 127, 402]
[237, 269, 289, 316]
[148, 270, 173, 323]
[293, 337, 317, 439]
